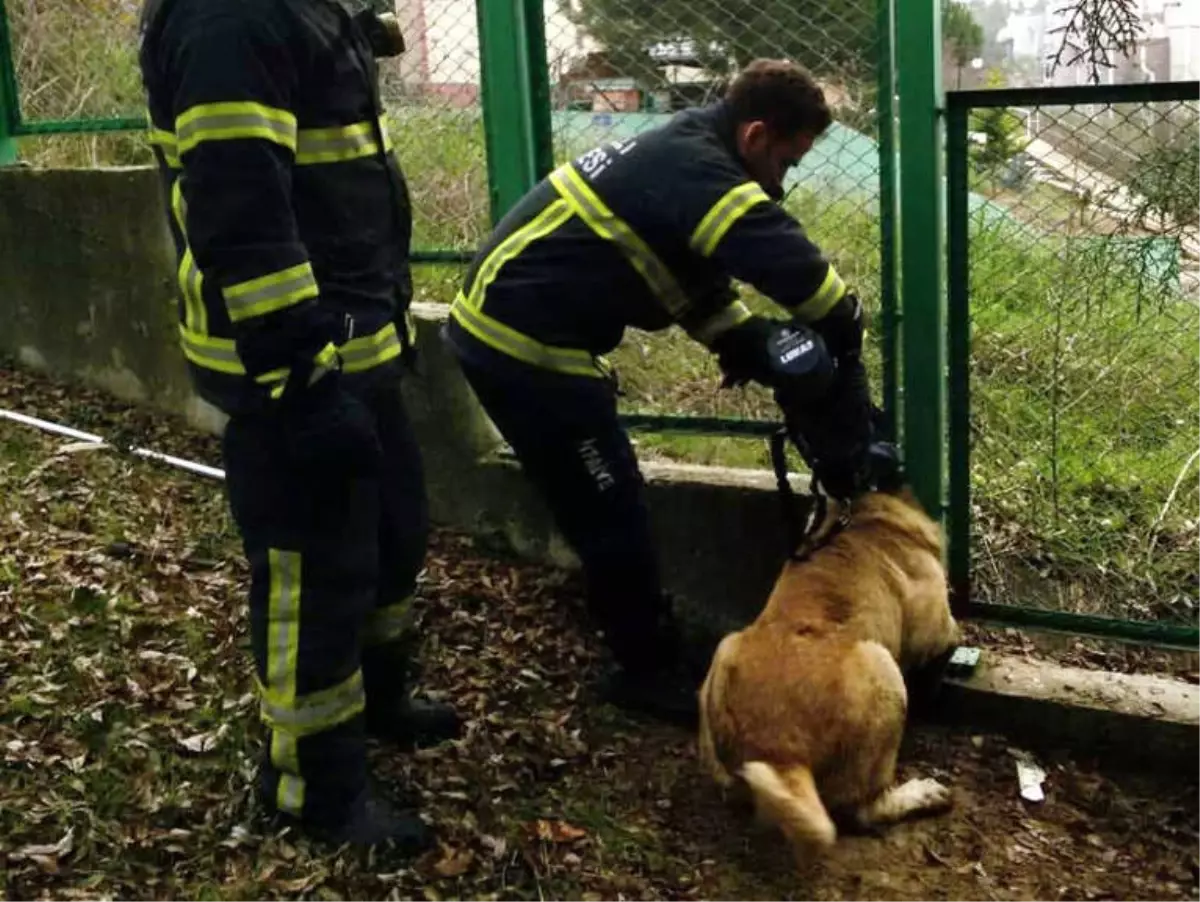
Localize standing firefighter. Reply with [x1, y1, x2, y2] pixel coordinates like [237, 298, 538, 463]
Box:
[138, 0, 460, 849]
[445, 59, 880, 723]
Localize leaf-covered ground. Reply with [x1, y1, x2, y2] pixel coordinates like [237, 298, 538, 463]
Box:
[1, 362, 1197, 901]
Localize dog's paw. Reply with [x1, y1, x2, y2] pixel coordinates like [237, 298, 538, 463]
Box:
[859, 777, 954, 826]
[902, 777, 954, 814]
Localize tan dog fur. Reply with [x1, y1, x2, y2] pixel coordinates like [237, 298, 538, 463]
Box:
[697, 486, 960, 865]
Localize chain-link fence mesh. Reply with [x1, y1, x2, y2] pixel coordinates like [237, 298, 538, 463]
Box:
[544, 0, 885, 467]
[6, 0, 888, 467]
[381, 1, 487, 298]
[5, 0, 149, 165]
[3, 0, 491, 293]
[961, 96, 1199, 627]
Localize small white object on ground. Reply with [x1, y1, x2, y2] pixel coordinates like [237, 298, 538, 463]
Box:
[1008, 747, 1048, 802]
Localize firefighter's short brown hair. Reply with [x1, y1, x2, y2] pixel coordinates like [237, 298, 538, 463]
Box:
[724, 59, 832, 138]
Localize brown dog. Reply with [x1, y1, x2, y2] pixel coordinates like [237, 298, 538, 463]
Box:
[697, 485, 960, 864]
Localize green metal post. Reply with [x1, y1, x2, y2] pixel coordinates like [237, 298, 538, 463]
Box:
[894, 0, 946, 518]
[0, 0, 20, 165]
[875, 0, 900, 440]
[476, 0, 554, 224]
[945, 98, 972, 614]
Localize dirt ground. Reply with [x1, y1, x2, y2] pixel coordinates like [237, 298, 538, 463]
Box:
[1, 361, 1198, 901]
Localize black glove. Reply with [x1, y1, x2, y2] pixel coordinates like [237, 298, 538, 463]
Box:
[779, 353, 876, 499]
[240, 307, 382, 479]
[275, 357, 382, 479]
[711, 315, 835, 402]
[811, 292, 865, 364]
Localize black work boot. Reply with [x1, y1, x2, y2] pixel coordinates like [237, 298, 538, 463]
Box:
[322, 789, 433, 852]
[265, 781, 433, 853]
[365, 694, 462, 750]
[600, 662, 701, 728]
[362, 641, 462, 750]
[597, 602, 704, 728]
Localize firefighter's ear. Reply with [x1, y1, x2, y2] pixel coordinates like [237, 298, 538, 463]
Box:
[736, 119, 769, 158]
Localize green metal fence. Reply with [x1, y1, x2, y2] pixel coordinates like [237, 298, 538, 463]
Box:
[945, 81, 1200, 649]
[47, 2, 1200, 651]
[0, 0, 905, 439]
[2, 0, 964, 527]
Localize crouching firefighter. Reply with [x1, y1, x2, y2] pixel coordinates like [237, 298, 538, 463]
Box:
[443, 59, 879, 725]
[138, 0, 459, 849]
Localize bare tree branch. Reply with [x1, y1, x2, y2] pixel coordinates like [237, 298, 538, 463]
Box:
[1046, 0, 1144, 85]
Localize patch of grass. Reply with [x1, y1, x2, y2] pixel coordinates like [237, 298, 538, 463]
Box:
[964, 214, 1198, 621]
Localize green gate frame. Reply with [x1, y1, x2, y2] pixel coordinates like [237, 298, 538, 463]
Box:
[944, 80, 1200, 650]
[0, 0, 1032, 633]
[0, 0, 908, 451]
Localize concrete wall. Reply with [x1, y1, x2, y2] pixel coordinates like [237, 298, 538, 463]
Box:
[0, 166, 810, 639]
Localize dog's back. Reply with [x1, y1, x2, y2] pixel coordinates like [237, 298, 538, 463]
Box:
[697, 488, 957, 865]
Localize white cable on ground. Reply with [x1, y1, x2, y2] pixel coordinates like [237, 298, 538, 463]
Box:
[0, 408, 226, 481]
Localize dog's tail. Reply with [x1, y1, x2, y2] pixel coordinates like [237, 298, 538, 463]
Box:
[740, 761, 836, 853]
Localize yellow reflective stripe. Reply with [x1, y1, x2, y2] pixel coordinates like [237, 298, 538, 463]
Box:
[170, 176, 188, 233]
[178, 322, 400, 378]
[295, 119, 386, 165]
[401, 309, 417, 348]
[270, 733, 304, 816]
[148, 128, 181, 168]
[794, 264, 847, 322]
[365, 597, 414, 646]
[169, 180, 208, 333]
[178, 326, 245, 375]
[265, 549, 300, 706]
[264, 342, 339, 399]
[175, 101, 297, 155]
[689, 182, 772, 257]
[254, 367, 291, 386]
[465, 198, 574, 310]
[177, 250, 208, 334]
[222, 262, 318, 323]
[451, 293, 609, 379]
[549, 163, 690, 317]
[687, 300, 754, 346]
[340, 322, 401, 373]
[258, 670, 366, 737]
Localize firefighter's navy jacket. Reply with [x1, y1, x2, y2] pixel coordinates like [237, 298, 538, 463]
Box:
[139, 0, 414, 415]
[445, 101, 849, 379]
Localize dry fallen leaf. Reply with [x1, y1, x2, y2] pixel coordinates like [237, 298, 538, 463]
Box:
[480, 833, 508, 861]
[533, 819, 588, 844]
[432, 845, 475, 878]
[278, 873, 326, 893]
[177, 724, 228, 754]
[12, 828, 75, 862]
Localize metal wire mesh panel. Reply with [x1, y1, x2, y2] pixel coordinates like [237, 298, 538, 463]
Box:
[964, 94, 1199, 628]
[4, 0, 149, 165]
[6, 0, 142, 121]
[385, 0, 489, 259]
[543, 0, 884, 465]
[3, 0, 492, 269]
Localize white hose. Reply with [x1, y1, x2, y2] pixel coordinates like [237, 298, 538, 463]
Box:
[0, 408, 226, 481]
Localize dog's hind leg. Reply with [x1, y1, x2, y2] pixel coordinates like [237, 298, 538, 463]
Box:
[843, 641, 954, 830]
[697, 633, 740, 789]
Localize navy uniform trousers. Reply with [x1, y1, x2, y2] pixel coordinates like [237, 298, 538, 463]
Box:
[456, 356, 676, 675]
[221, 370, 428, 827]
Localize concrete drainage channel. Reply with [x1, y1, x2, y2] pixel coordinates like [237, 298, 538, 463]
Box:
[3, 399, 1196, 778]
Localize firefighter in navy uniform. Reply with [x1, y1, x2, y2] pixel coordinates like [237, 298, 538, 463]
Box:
[138, 0, 460, 849]
[445, 59, 879, 724]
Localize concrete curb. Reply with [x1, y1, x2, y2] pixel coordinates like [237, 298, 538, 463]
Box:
[931, 651, 1199, 773]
